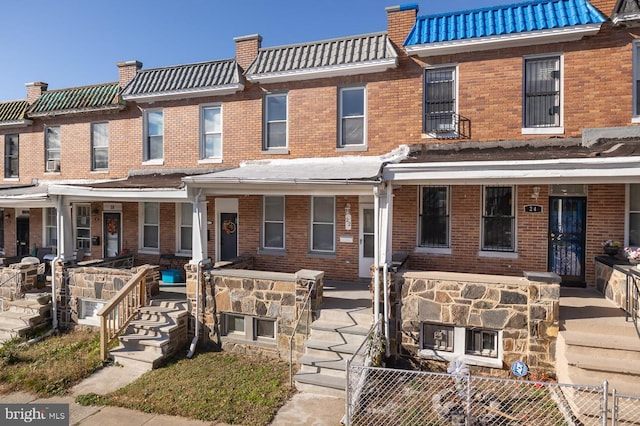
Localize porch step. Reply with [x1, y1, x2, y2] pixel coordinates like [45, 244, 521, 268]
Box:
[0, 299, 52, 343]
[294, 371, 346, 398]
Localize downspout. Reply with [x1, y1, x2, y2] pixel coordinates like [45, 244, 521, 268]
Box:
[373, 186, 380, 321]
[383, 182, 393, 358]
[383, 262, 390, 358]
[50, 196, 64, 331]
[187, 189, 204, 358]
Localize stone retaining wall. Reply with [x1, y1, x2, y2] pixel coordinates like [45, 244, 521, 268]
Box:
[398, 270, 560, 376]
[595, 257, 633, 311]
[0, 263, 40, 305]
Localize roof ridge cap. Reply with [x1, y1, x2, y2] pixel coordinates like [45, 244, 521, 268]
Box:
[137, 58, 237, 73]
[36, 82, 119, 94]
[257, 31, 388, 52]
[417, 0, 570, 19]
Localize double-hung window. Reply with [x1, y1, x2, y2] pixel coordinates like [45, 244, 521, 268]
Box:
[482, 186, 515, 252]
[424, 67, 456, 135]
[263, 196, 284, 250]
[629, 184, 640, 246]
[311, 196, 335, 253]
[419, 186, 449, 248]
[466, 328, 498, 358]
[44, 207, 57, 248]
[264, 93, 287, 150]
[4, 134, 18, 178]
[45, 126, 61, 172]
[339, 87, 366, 147]
[141, 202, 160, 251]
[91, 122, 109, 170]
[177, 203, 192, 254]
[523, 56, 561, 130]
[75, 204, 91, 251]
[144, 109, 163, 162]
[201, 105, 222, 160]
[634, 43, 640, 121]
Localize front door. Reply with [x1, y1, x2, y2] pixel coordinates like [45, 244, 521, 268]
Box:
[549, 197, 586, 286]
[359, 204, 375, 278]
[16, 215, 29, 257]
[220, 212, 238, 261]
[103, 212, 121, 257]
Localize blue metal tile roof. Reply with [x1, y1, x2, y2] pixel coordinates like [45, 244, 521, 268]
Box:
[405, 0, 606, 46]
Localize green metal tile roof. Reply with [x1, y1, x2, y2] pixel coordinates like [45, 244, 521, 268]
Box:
[0, 100, 29, 123]
[28, 82, 123, 116]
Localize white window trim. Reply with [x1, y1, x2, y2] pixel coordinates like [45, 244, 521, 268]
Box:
[263, 93, 288, 151]
[77, 298, 106, 327]
[626, 183, 640, 247]
[73, 203, 91, 252]
[422, 64, 459, 139]
[143, 108, 164, 163]
[139, 202, 160, 254]
[91, 122, 109, 171]
[199, 104, 223, 162]
[521, 53, 564, 134]
[480, 185, 517, 254]
[338, 86, 367, 148]
[4, 133, 19, 179]
[262, 195, 285, 251]
[634, 41, 640, 123]
[417, 185, 451, 249]
[175, 203, 193, 256]
[418, 325, 503, 368]
[45, 126, 61, 173]
[310, 196, 336, 254]
[222, 313, 277, 345]
[43, 207, 57, 249]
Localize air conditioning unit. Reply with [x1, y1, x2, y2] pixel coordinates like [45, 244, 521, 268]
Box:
[46, 159, 60, 172]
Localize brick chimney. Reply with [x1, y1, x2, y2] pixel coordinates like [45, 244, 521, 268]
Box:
[588, 0, 617, 17]
[25, 82, 47, 103]
[117, 60, 142, 88]
[386, 3, 419, 49]
[234, 34, 262, 71]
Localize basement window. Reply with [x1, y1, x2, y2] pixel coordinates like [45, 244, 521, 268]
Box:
[419, 324, 502, 368]
[222, 313, 276, 345]
[78, 298, 106, 327]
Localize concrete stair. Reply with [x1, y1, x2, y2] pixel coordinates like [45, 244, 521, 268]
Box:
[110, 299, 189, 370]
[0, 297, 52, 342]
[557, 287, 640, 396]
[294, 281, 372, 397]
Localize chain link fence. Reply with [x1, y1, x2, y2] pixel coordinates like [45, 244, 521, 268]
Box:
[612, 391, 640, 426]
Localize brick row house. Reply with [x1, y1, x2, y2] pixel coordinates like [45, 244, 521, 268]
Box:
[0, 0, 638, 379]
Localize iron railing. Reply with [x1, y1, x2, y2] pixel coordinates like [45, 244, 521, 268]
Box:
[96, 267, 148, 360]
[289, 280, 315, 387]
[424, 113, 471, 139]
[626, 268, 640, 338]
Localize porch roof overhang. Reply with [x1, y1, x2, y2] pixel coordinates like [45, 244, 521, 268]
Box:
[183, 148, 409, 195]
[0, 184, 53, 207]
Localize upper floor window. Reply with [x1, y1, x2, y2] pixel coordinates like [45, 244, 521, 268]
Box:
[634, 43, 640, 120]
[264, 93, 287, 150]
[44, 207, 57, 248]
[419, 186, 449, 248]
[91, 122, 109, 170]
[0, 209, 4, 254]
[144, 109, 163, 161]
[4, 134, 18, 178]
[311, 196, 335, 253]
[141, 202, 160, 251]
[263, 196, 285, 250]
[339, 87, 366, 147]
[74, 204, 91, 251]
[629, 184, 640, 246]
[482, 186, 515, 252]
[45, 126, 61, 172]
[201, 105, 222, 160]
[424, 67, 456, 135]
[177, 203, 192, 254]
[523, 56, 561, 130]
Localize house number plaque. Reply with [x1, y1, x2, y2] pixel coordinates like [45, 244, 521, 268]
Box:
[524, 205, 543, 213]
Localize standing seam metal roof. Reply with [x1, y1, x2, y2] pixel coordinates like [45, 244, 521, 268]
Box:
[28, 83, 121, 115]
[0, 100, 29, 123]
[121, 59, 240, 97]
[405, 0, 606, 45]
[245, 32, 397, 75]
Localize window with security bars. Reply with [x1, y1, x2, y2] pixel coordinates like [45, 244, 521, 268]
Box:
[524, 56, 560, 128]
[423, 67, 456, 133]
[419, 186, 449, 247]
[4, 134, 18, 178]
[422, 323, 454, 352]
[482, 186, 515, 252]
[465, 328, 498, 358]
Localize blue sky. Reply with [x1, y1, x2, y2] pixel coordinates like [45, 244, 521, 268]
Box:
[0, 0, 517, 101]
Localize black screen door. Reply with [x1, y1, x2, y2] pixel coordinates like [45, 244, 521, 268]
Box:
[548, 197, 586, 286]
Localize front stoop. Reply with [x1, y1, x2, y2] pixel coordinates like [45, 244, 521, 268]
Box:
[294, 304, 372, 397]
[110, 300, 189, 370]
[0, 298, 52, 342]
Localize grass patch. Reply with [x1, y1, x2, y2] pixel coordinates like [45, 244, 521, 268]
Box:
[0, 328, 104, 397]
[83, 351, 292, 425]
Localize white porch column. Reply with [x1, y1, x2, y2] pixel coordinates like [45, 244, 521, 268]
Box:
[55, 196, 74, 261]
[189, 190, 208, 265]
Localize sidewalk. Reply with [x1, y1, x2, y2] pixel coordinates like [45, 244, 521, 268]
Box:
[0, 362, 346, 425]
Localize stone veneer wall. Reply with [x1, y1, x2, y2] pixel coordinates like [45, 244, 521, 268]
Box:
[0, 263, 39, 304]
[595, 257, 634, 311]
[399, 270, 560, 376]
[187, 265, 323, 361]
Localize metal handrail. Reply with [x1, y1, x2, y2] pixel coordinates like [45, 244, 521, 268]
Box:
[627, 268, 640, 338]
[0, 269, 21, 290]
[288, 280, 316, 388]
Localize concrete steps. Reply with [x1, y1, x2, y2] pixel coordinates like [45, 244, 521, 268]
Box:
[110, 300, 189, 370]
[0, 297, 52, 342]
[294, 281, 372, 397]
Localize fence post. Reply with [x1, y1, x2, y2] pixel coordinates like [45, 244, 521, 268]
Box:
[611, 388, 617, 426]
[602, 380, 609, 426]
[345, 359, 350, 426]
